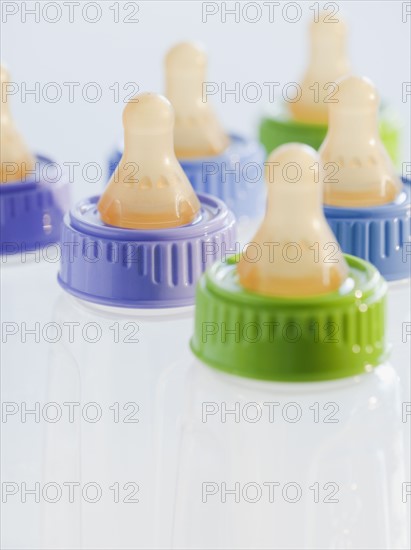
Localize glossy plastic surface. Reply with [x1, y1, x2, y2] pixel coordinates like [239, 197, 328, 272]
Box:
[172, 358, 407, 549]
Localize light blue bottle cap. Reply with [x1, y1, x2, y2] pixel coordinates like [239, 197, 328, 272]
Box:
[324, 179, 411, 281]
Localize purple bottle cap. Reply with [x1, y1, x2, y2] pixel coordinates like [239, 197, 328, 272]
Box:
[0, 155, 70, 255]
[58, 192, 236, 308]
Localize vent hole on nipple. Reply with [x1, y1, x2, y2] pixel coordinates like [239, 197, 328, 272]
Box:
[157, 176, 169, 189]
[139, 176, 152, 190]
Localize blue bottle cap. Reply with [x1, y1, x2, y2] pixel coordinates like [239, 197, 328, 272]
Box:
[324, 179, 411, 281]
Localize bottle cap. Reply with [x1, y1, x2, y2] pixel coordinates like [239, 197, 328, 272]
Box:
[191, 145, 387, 381]
[99, 93, 201, 229]
[289, 13, 350, 125]
[324, 178, 411, 281]
[165, 42, 229, 158]
[1, 64, 36, 183]
[191, 254, 387, 381]
[320, 76, 402, 206]
[59, 193, 235, 308]
[238, 144, 348, 296]
[0, 156, 70, 254]
[0, 66, 70, 254]
[179, 135, 266, 221]
[60, 94, 236, 307]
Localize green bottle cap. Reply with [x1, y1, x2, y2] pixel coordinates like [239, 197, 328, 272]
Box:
[191, 255, 387, 382]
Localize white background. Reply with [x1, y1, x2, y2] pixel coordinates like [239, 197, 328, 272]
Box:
[2, 0, 410, 202]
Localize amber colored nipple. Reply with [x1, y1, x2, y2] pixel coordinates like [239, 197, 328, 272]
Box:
[320, 76, 402, 207]
[289, 14, 351, 125]
[98, 93, 201, 229]
[0, 64, 36, 184]
[165, 42, 229, 158]
[237, 144, 348, 297]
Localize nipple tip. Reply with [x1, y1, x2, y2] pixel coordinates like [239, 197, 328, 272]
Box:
[265, 143, 322, 188]
[266, 143, 318, 178]
[311, 11, 347, 32]
[165, 42, 206, 69]
[333, 75, 378, 111]
[122, 92, 174, 133]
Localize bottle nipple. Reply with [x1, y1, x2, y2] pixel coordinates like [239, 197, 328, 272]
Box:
[0, 64, 36, 184]
[98, 92, 201, 229]
[289, 13, 351, 125]
[320, 76, 402, 206]
[165, 42, 229, 158]
[237, 144, 348, 296]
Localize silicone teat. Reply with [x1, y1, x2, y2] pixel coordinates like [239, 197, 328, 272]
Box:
[320, 76, 402, 207]
[98, 93, 201, 229]
[0, 65, 36, 184]
[289, 14, 350, 125]
[238, 144, 348, 297]
[165, 42, 229, 158]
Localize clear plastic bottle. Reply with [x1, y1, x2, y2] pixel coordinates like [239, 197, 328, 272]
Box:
[173, 359, 406, 549]
[42, 93, 236, 549]
[43, 295, 197, 549]
[320, 76, 411, 501]
[171, 144, 408, 549]
[0, 63, 71, 549]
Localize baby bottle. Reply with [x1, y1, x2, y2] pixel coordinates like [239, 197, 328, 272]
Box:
[108, 42, 266, 244]
[0, 64, 70, 321]
[320, 75, 410, 480]
[259, 14, 401, 164]
[171, 144, 407, 549]
[0, 63, 70, 549]
[42, 92, 235, 549]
